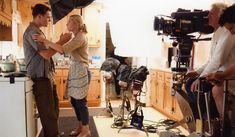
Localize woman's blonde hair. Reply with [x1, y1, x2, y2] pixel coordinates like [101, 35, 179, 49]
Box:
[70, 14, 88, 33]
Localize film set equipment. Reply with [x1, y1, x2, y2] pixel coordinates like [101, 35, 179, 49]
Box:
[117, 66, 149, 136]
[99, 58, 120, 117]
[187, 76, 235, 137]
[154, 8, 213, 73]
[153, 8, 214, 136]
[114, 64, 132, 127]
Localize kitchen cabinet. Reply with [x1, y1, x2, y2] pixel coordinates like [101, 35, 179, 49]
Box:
[17, 1, 55, 46]
[52, 2, 103, 48]
[17, 2, 103, 47]
[0, 77, 37, 137]
[54, 68, 101, 107]
[0, 0, 12, 41]
[150, 70, 164, 110]
[86, 69, 101, 106]
[82, 2, 102, 47]
[150, 69, 183, 121]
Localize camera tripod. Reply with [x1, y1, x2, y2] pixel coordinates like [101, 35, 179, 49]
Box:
[117, 80, 149, 136]
[113, 81, 131, 126]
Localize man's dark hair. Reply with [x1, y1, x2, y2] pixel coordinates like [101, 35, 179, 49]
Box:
[219, 4, 235, 26]
[32, 4, 51, 18]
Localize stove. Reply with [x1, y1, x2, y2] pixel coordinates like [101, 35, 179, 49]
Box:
[0, 71, 27, 77]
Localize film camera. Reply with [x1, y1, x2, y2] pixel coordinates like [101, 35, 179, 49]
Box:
[154, 8, 214, 95]
[153, 9, 214, 134]
[154, 8, 214, 72]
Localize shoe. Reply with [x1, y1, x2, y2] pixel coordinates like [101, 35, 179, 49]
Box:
[57, 131, 65, 137]
[77, 131, 91, 137]
[69, 127, 80, 136]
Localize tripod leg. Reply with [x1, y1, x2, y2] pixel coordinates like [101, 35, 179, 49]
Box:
[142, 125, 149, 136]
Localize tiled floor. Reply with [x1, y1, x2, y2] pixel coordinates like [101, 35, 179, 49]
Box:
[60, 100, 189, 137]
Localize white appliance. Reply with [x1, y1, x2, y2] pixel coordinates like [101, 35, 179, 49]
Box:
[0, 77, 36, 137]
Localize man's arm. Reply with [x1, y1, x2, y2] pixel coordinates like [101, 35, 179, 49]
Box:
[34, 33, 72, 55]
[220, 63, 235, 78]
[37, 33, 72, 59]
[38, 48, 56, 60]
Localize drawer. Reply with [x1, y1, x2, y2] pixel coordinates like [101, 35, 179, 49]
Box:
[55, 69, 63, 76]
[165, 72, 172, 82]
[90, 69, 100, 77]
[150, 70, 157, 78]
[157, 71, 164, 81]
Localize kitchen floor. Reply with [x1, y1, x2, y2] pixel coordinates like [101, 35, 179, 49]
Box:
[60, 100, 189, 137]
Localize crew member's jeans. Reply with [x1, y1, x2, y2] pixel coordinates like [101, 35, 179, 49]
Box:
[185, 77, 218, 119]
[32, 77, 59, 137]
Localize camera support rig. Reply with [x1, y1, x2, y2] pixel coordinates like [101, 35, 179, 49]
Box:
[154, 8, 214, 136]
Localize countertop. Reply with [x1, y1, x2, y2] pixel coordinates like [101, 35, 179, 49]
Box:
[0, 76, 30, 82]
[55, 65, 101, 69]
[151, 67, 172, 73]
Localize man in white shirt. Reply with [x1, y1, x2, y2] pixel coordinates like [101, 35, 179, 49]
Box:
[205, 5, 235, 116]
[185, 3, 235, 118]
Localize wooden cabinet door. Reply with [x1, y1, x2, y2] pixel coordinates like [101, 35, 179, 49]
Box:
[82, 2, 102, 47]
[156, 79, 164, 109]
[87, 77, 100, 101]
[150, 77, 158, 108]
[55, 76, 63, 101]
[61, 77, 68, 100]
[164, 80, 174, 115]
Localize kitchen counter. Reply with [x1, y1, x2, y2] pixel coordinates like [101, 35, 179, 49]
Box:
[0, 76, 30, 82]
[55, 65, 101, 69]
[154, 67, 172, 73]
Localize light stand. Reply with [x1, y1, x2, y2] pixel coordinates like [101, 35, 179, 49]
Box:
[118, 80, 149, 137]
[113, 80, 131, 127]
[98, 71, 114, 117]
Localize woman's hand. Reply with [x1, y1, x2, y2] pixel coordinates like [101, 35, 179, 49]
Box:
[58, 33, 72, 45]
[32, 34, 45, 43]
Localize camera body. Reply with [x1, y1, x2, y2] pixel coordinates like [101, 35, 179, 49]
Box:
[154, 8, 214, 72]
[154, 8, 214, 97]
[154, 8, 214, 37]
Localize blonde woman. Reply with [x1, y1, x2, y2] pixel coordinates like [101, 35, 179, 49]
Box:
[33, 15, 91, 137]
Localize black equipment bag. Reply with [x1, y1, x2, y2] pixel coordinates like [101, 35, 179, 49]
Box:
[130, 106, 144, 129]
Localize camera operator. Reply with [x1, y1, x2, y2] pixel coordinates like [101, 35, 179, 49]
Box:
[205, 4, 235, 115]
[185, 3, 235, 118]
